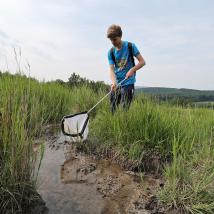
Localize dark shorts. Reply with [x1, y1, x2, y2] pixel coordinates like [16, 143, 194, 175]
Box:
[110, 84, 135, 113]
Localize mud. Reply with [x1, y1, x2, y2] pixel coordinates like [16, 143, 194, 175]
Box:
[33, 125, 177, 214]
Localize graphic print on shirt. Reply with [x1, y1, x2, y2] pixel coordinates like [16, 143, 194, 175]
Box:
[116, 56, 128, 71]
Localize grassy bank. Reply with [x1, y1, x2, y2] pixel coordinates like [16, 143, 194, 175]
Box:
[0, 72, 100, 213]
[1, 72, 214, 213]
[90, 94, 214, 213]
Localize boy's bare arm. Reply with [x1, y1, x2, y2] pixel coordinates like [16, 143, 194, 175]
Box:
[109, 64, 116, 90]
[126, 53, 146, 78]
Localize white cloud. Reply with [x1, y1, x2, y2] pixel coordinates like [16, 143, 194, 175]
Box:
[0, 0, 213, 89]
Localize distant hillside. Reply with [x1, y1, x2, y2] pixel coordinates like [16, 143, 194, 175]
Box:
[136, 87, 214, 102]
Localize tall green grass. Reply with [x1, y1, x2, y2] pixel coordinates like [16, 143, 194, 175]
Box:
[91, 95, 213, 159]
[0, 73, 99, 213]
[158, 110, 214, 213]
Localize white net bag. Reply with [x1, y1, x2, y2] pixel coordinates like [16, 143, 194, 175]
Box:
[61, 111, 89, 142]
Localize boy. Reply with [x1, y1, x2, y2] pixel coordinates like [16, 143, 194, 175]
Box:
[107, 24, 146, 113]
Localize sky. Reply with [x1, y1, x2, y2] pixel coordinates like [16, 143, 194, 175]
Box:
[0, 0, 213, 90]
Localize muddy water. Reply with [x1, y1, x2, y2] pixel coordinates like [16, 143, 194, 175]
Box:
[35, 129, 166, 214]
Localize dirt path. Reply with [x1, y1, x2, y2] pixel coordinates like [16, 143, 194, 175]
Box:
[33, 127, 174, 214]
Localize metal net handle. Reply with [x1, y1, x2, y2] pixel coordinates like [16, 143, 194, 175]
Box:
[87, 78, 127, 114]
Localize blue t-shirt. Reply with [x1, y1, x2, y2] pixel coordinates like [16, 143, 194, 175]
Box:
[108, 41, 140, 86]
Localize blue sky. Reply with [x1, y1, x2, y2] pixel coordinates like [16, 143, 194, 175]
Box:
[0, 0, 213, 90]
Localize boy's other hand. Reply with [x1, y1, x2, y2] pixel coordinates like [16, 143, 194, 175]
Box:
[125, 69, 135, 79]
[111, 83, 116, 91]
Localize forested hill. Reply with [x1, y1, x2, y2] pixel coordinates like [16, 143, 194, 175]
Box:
[136, 87, 214, 102]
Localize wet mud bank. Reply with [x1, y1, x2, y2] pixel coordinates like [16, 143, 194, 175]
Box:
[33, 125, 178, 214]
